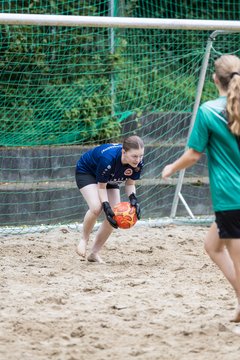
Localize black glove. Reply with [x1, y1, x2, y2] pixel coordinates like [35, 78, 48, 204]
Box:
[102, 201, 118, 229]
[129, 193, 141, 220]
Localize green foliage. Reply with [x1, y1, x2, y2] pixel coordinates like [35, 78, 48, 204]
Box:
[0, 76, 121, 145]
[0, 1, 238, 146]
[58, 78, 121, 144]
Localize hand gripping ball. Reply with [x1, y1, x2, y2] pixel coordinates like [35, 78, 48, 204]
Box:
[113, 202, 138, 229]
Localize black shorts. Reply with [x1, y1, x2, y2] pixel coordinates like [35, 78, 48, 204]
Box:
[215, 210, 240, 239]
[75, 172, 119, 190]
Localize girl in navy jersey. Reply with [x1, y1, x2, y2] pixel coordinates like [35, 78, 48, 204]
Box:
[75, 135, 144, 263]
[162, 55, 240, 322]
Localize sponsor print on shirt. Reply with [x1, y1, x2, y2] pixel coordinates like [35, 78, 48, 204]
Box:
[124, 168, 133, 176]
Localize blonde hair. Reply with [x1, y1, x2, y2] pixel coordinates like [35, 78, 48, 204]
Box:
[122, 135, 144, 151]
[214, 54, 240, 136]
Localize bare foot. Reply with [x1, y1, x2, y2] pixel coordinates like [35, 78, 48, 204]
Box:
[76, 240, 87, 258]
[230, 305, 240, 323]
[87, 253, 105, 264]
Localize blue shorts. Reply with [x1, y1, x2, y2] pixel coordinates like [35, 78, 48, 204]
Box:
[75, 172, 119, 190]
[215, 210, 240, 239]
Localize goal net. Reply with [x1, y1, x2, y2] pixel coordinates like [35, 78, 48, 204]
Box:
[0, 1, 240, 233]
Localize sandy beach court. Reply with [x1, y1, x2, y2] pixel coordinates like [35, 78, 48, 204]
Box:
[1, 223, 240, 360]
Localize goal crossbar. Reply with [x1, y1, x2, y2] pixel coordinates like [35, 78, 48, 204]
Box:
[0, 13, 240, 31]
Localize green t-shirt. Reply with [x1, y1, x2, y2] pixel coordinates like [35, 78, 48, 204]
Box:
[188, 96, 240, 212]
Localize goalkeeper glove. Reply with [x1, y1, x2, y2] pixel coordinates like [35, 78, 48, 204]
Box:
[102, 201, 118, 229]
[129, 193, 141, 220]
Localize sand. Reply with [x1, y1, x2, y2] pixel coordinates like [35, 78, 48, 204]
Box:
[1, 223, 240, 360]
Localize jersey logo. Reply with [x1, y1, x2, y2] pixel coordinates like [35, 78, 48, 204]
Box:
[124, 168, 133, 176]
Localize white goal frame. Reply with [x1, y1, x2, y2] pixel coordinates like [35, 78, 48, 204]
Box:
[0, 14, 240, 222]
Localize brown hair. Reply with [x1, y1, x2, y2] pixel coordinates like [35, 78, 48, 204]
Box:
[122, 135, 144, 151]
[214, 54, 240, 136]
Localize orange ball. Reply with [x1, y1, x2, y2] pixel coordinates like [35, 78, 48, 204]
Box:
[113, 202, 138, 229]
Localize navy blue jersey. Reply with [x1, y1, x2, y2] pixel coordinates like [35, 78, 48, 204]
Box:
[76, 144, 143, 184]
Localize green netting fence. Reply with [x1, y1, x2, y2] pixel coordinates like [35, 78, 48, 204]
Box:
[0, 1, 240, 232]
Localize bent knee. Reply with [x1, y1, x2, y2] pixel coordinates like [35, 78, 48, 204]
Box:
[204, 238, 224, 255]
[90, 206, 102, 217]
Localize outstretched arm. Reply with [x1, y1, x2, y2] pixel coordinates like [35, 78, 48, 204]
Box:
[162, 148, 202, 179]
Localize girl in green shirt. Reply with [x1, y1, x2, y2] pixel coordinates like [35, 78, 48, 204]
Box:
[162, 54, 240, 323]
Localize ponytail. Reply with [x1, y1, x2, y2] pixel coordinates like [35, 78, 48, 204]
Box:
[214, 55, 240, 136]
[226, 74, 240, 136]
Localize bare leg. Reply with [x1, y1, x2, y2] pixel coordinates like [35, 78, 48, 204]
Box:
[76, 209, 98, 257]
[87, 188, 120, 263]
[76, 184, 101, 258]
[204, 223, 240, 321]
[87, 219, 114, 263]
[225, 239, 240, 322]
